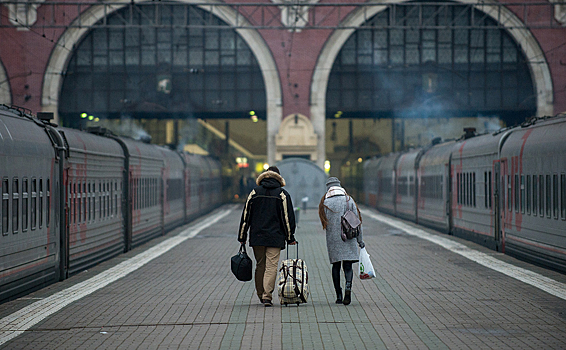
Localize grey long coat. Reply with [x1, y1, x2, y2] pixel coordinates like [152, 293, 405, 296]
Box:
[323, 194, 364, 264]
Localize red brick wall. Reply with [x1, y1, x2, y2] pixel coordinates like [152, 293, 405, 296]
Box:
[0, 1, 564, 117]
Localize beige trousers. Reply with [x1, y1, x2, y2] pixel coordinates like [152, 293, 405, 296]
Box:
[252, 246, 281, 301]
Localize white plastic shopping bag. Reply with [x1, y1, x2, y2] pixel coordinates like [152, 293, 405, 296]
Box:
[359, 247, 375, 279]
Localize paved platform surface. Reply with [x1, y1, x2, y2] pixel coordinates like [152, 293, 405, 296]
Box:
[1, 204, 566, 349]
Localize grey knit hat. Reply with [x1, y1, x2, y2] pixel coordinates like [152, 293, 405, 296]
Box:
[325, 177, 341, 190]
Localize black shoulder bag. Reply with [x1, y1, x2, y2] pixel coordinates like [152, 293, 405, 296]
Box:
[231, 245, 253, 281]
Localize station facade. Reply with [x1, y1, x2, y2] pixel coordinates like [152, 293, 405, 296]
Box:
[0, 0, 565, 170]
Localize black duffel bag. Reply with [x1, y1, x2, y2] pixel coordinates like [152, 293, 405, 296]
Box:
[231, 244, 253, 281]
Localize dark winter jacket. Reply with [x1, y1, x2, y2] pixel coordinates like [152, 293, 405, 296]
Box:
[238, 170, 296, 249]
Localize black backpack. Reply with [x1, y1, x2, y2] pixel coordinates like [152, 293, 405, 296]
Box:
[340, 196, 361, 241]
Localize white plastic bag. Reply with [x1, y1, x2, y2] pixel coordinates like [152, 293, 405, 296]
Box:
[359, 247, 375, 279]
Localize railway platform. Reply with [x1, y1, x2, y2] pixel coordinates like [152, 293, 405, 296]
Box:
[1, 204, 566, 349]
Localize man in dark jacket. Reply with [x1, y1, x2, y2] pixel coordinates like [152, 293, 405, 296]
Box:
[238, 166, 296, 307]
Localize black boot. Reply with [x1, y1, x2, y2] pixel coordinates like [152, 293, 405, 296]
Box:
[335, 288, 343, 304]
[343, 282, 352, 305]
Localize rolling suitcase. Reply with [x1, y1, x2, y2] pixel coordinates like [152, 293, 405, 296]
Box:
[277, 243, 309, 306]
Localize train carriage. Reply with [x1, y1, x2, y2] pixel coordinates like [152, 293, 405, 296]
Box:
[206, 158, 222, 207]
[451, 131, 505, 250]
[417, 141, 456, 233]
[363, 157, 381, 208]
[61, 127, 126, 276]
[500, 115, 566, 271]
[395, 149, 422, 222]
[182, 153, 204, 220]
[158, 147, 185, 232]
[374, 153, 401, 216]
[0, 106, 60, 301]
[0, 108, 227, 303]
[118, 138, 164, 248]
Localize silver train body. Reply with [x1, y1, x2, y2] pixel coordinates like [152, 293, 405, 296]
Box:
[364, 114, 566, 273]
[0, 106, 222, 303]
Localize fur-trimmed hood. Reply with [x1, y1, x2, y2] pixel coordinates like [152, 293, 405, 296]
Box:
[256, 170, 286, 187]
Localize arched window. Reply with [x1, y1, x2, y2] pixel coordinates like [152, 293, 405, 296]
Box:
[59, 5, 265, 127]
[327, 5, 535, 124]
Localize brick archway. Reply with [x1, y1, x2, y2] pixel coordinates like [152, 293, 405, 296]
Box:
[41, 0, 282, 160]
[311, 0, 554, 162]
[0, 60, 11, 104]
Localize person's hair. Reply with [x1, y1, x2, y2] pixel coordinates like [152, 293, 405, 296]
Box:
[318, 193, 362, 230]
[267, 166, 280, 174]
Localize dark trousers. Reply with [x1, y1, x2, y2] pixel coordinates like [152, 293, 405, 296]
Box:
[332, 261, 353, 292]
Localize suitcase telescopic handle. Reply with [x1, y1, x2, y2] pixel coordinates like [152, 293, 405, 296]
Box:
[286, 241, 299, 260]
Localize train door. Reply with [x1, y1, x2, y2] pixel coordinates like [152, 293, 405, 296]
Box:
[61, 166, 70, 280]
[497, 159, 506, 252]
[446, 161, 453, 232]
[161, 169, 165, 235]
[494, 162, 501, 250]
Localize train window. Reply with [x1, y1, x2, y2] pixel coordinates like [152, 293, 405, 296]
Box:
[488, 171, 492, 209]
[520, 175, 525, 214]
[102, 182, 105, 218]
[91, 182, 95, 221]
[115, 181, 118, 216]
[107, 181, 110, 217]
[31, 179, 37, 230]
[154, 178, 157, 206]
[100, 182, 103, 219]
[457, 173, 460, 204]
[484, 172, 488, 208]
[513, 174, 518, 213]
[83, 182, 87, 223]
[539, 175, 544, 216]
[473, 172, 476, 207]
[110, 180, 113, 217]
[39, 179, 43, 228]
[533, 175, 537, 216]
[500, 176, 505, 213]
[469, 173, 472, 206]
[77, 181, 82, 223]
[465, 173, 469, 206]
[462, 173, 465, 206]
[553, 174, 558, 219]
[22, 178, 28, 232]
[150, 178, 153, 207]
[561, 174, 566, 220]
[546, 174, 551, 218]
[105, 181, 108, 217]
[103, 182, 107, 218]
[87, 183, 91, 222]
[71, 182, 76, 224]
[507, 175, 511, 212]
[2, 179, 8, 235]
[32, 178, 37, 230]
[465, 173, 468, 206]
[93, 182, 96, 220]
[46, 179, 50, 227]
[142, 178, 146, 208]
[99, 182, 103, 218]
[526, 175, 531, 215]
[12, 178, 19, 233]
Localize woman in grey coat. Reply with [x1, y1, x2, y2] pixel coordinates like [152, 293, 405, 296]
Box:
[318, 177, 365, 305]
